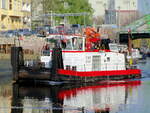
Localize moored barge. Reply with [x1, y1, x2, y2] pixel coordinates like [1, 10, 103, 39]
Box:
[11, 28, 141, 82]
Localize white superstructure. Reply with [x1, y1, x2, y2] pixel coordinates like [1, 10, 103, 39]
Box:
[40, 35, 126, 72]
[63, 51, 125, 71]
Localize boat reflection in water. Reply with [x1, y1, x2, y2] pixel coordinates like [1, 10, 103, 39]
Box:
[11, 80, 141, 113]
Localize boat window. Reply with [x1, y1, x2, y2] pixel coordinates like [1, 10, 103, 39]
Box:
[72, 66, 77, 71]
[72, 37, 83, 50]
[42, 50, 50, 56]
[107, 57, 110, 62]
[45, 36, 83, 50]
[65, 37, 83, 50]
[65, 40, 72, 50]
[61, 40, 67, 49]
[66, 65, 71, 70]
[109, 44, 119, 52]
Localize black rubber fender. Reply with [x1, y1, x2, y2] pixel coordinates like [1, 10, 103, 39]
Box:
[51, 47, 64, 81]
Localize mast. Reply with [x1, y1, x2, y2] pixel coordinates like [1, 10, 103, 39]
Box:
[128, 29, 132, 56]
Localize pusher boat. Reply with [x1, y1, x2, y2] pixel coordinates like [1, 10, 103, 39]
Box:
[11, 27, 141, 82]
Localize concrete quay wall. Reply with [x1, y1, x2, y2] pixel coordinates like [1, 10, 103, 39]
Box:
[0, 36, 46, 54]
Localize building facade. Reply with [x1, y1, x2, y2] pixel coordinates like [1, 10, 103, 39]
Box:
[89, 0, 139, 26]
[31, 0, 43, 28]
[0, 0, 31, 31]
[88, 0, 107, 17]
[22, 0, 31, 29]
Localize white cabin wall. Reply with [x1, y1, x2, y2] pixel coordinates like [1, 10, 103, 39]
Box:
[63, 52, 86, 71]
[63, 52, 126, 72]
[116, 53, 126, 70]
[100, 52, 126, 71]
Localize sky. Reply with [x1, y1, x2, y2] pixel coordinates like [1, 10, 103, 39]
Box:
[138, 0, 150, 15]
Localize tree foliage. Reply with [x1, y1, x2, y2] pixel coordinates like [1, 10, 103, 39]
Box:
[43, 0, 93, 25]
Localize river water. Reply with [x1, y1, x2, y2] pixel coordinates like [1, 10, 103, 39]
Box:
[0, 59, 150, 113]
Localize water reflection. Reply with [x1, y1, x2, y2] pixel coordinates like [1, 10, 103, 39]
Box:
[0, 84, 12, 113]
[138, 58, 150, 78]
[10, 81, 141, 113]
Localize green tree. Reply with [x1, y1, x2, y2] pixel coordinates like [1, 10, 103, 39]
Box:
[43, 0, 93, 25]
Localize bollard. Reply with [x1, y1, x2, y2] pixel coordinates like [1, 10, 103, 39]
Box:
[11, 47, 24, 81]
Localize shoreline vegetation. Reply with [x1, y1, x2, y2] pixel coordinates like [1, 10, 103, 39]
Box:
[0, 53, 40, 60]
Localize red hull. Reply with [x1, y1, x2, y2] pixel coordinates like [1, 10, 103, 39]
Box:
[57, 69, 141, 82]
[58, 69, 141, 77]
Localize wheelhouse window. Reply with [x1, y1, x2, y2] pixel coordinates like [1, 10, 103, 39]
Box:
[65, 39, 72, 50]
[45, 36, 84, 50]
[72, 37, 83, 50]
[65, 37, 83, 50]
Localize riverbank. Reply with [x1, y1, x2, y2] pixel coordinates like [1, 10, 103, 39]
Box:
[0, 36, 46, 54]
[0, 53, 40, 60]
[0, 36, 45, 60]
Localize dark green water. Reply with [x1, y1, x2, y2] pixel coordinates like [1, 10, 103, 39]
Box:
[0, 59, 150, 113]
